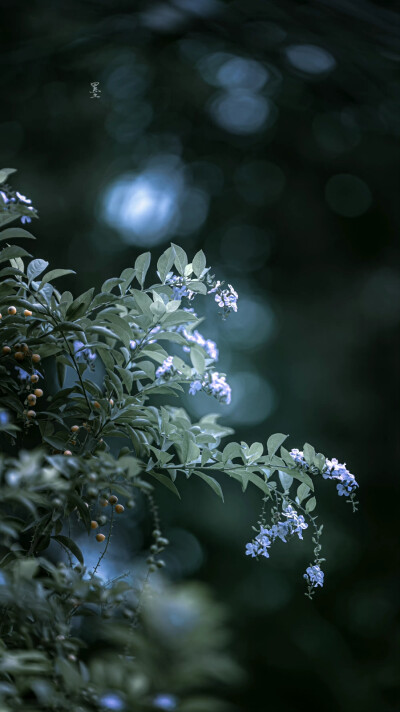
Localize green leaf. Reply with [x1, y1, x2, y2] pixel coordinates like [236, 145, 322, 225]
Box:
[279, 470, 293, 491]
[187, 280, 208, 295]
[102, 277, 125, 293]
[305, 496, 317, 512]
[147, 470, 181, 497]
[267, 433, 288, 457]
[0, 244, 32, 263]
[132, 289, 153, 316]
[194, 470, 224, 501]
[303, 443, 316, 465]
[27, 258, 49, 282]
[0, 227, 36, 241]
[66, 288, 94, 319]
[171, 243, 188, 275]
[192, 250, 206, 278]
[135, 252, 151, 287]
[52, 535, 84, 565]
[40, 268, 75, 286]
[190, 347, 205, 375]
[0, 167, 17, 183]
[157, 246, 175, 283]
[297, 482, 311, 503]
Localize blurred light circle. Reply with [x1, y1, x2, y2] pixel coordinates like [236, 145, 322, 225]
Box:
[285, 44, 336, 75]
[221, 296, 274, 348]
[235, 160, 285, 205]
[175, 187, 209, 235]
[229, 372, 275, 425]
[313, 113, 361, 154]
[220, 224, 271, 270]
[102, 157, 187, 245]
[325, 174, 372, 217]
[217, 57, 269, 91]
[209, 90, 271, 135]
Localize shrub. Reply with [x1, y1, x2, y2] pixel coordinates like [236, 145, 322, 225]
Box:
[0, 171, 359, 711]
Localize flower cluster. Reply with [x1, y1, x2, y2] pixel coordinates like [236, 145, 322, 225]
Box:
[208, 281, 238, 316]
[189, 371, 232, 405]
[304, 564, 324, 588]
[155, 356, 176, 380]
[165, 273, 193, 300]
[323, 457, 359, 497]
[246, 505, 308, 559]
[181, 328, 219, 361]
[0, 188, 36, 224]
[290, 448, 359, 500]
[73, 340, 96, 364]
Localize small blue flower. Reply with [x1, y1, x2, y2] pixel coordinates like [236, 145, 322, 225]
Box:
[181, 329, 219, 361]
[304, 564, 324, 588]
[129, 340, 137, 350]
[209, 282, 238, 315]
[0, 411, 9, 425]
[153, 694, 178, 710]
[189, 380, 202, 395]
[99, 693, 125, 710]
[73, 340, 96, 362]
[0, 191, 9, 204]
[21, 216, 32, 224]
[204, 371, 231, 404]
[323, 457, 358, 497]
[16, 191, 32, 205]
[155, 356, 175, 380]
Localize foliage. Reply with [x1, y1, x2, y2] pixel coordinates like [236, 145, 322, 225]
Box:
[0, 172, 359, 710]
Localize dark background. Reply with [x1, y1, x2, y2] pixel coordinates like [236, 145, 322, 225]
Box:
[2, 1, 399, 710]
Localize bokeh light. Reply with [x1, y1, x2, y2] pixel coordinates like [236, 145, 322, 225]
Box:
[285, 44, 336, 75]
[325, 173, 372, 217]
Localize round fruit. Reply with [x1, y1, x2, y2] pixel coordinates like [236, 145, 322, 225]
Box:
[23, 309, 32, 317]
[99, 498, 109, 507]
[63, 450, 72, 456]
[14, 352, 24, 361]
[2, 346, 11, 355]
[7, 306, 17, 315]
[109, 398, 114, 406]
[21, 343, 29, 353]
[31, 374, 39, 383]
[93, 401, 101, 409]
[96, 533, 106, 543]
[27, 410, 36, 418]
[71, 424, 79, 432]
[27, 394, 36, 405]
[32, 354, 41, 363]
[90, 520, 99, 529]
[34, 388, 43, 397]
[109, 495, 118, 505]
[115, 504, 125, 514]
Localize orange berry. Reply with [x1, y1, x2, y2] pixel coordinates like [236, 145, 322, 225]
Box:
[31, 374, 39, 383]
[34, 388, 43, 397]
[71, 439, 76, 445]
[63, 450, 72, 456]
[27, 394, 36, 405]
[27, 410, 36, 418]
[109, 398, 114, 406]
[23, 309, 32, 317]
[99, 498, 109, 507]
[14, 352, 24, 361]
[2, 346, 11, 355]
[90, 520, 99, 529]
[109, 495, 118, 505]
[93, 401, 101, 409]
[71, 424, 79, 432]
[96, 533, 106, 543]
[115, 504, 125, 514]
[21, 343, 29, 353]
[32, 354, 41, 363]
[7, 306, 16, 315]
[0, 313, 2, 319]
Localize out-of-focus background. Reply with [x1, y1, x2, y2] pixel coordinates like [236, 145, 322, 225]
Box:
[2, 1, 399, 710]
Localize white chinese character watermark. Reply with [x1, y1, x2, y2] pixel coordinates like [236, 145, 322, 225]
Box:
[90, 82, 101, 99]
